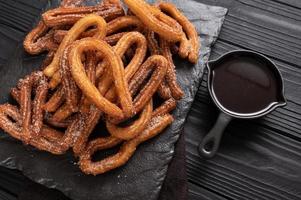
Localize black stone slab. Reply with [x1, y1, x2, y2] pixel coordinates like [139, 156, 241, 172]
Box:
[0, 0, 227, 199]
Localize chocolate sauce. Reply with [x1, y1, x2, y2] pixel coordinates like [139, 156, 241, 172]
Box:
[211, 55, 280, 114]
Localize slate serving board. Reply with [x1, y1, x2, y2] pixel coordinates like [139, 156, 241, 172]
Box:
[185, 0, 301, 199]
[0, 1, 227, 199]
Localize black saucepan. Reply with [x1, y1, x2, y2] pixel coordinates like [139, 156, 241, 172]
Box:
[198, 50, 286, 158]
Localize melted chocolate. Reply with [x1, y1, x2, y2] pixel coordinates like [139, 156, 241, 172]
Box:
[211, 55, 280, 114]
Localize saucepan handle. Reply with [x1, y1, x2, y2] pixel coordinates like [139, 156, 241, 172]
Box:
[198, 112, 232, 158]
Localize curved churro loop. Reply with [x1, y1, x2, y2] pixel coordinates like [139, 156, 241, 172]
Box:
[73, 32, 148, 152]
[145, 32, 184, 99]
[145, 30, 161, 55]
[157, 82, 172, 99]
[41, 51, 56, 70]
[53, 30, 68, 44]
[53, 16, 143, 46]
[107, 100, 153, 140]
[37, 112, 87, 154]
[44, 113, 73, 128]
[32, 78, 49, 137]
[124, 0, 183, 42]
[158, 2, 199, 63]
[104, 32, 127, 45]
[10, 88, 20, 103]
[152, 98, 177, 117]
[72, 32, 149, 152]
[18, 72, 48, 142]
[72, 63, 118, 156]
[41, 125, 64, 143]
[128, 55, 168, 115]
[20, 80, 32, 144]
[43, 86, 64, 112]
[45, 114, 88, 154]
[0, 0, 199, 175]
[48, 72, 62, 89]
[0, 104, 22, 133]
[160, 38, 184, 100]
[24, 0, 93, 56]
[23, 21, 58, 55]
[0, 104, 64, 154]
[87, 32, 147, 89]
[60, 45, 80, 113]
[145, 29, 172, 99]
[69, 37, 133, 119]
[79, 51, 98, 114]
[73, 106, 101, 156]
[27, 113, 87, 154]
[95, 61, 108, 82]
[43, 14, 107, 80]
[42, 4, 124, 27]
[50, 103, 74, 122]
[73, 64, 123, 155]
[69, 16, 144, 39]
[79, 114, 173, 175]
[0, 74, 71, 155]
[72, 54, 102, 155]
[106, 54, 168, 125]
[106, 16, 144, 35]
[114, 31, 147, 80]
[85, 136, 122, 152]
[97, 31, 148, 100]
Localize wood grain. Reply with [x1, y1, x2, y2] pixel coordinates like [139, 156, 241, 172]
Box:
[0, 0, 300, 199]
[185, 0, 301, 199]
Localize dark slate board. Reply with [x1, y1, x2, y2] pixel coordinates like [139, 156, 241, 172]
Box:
[0, 0, 227, 199]
[184, 0, 301, 199]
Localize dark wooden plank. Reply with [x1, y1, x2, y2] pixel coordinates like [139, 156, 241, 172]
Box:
[0, 0, 46, 33]
[238, 0, 301, 20]
[261, 0, 301, 9]
[188, 182, 228, 200]
[0, 0, 300, 199]
[196, 0, 301, 67]
[0, 1, 226, 200]
[186, 0, 301, 199]
[0, 0, 48, 77]
[0, 190, 16, 200]
[196, 0, 301, 10]
[0, 168, 20, 200]
[0, 25, 24, 65]
[185, 98, 301, 200]
[0, 167, 26, 195]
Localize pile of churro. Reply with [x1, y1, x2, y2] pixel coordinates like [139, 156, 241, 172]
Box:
[0, 0, 199, 175]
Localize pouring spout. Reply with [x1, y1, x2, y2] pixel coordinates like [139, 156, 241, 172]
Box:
[206, 60, 217, 70]
[278, 94, 287, 106]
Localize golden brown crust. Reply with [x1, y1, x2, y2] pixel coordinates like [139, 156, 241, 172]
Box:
[69, 37, 133, 119]
[43, 86, 65, 112]
[79, 114, 173, 175]
[42, 4, 124, 27]
[23, 21, 58, 55]
[158, 2, 199, 63]
[159, 38, 184, 99]
[128, 55, 168, 115]
[0, 1, 200, 175]
[43, 14, 107, 81]
[124, 0, 183, 42]
[106, 100, 153, 140]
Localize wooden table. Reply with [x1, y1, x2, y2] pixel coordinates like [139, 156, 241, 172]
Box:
[186, 0, 301, 199]
[0, 0, 300, 199]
